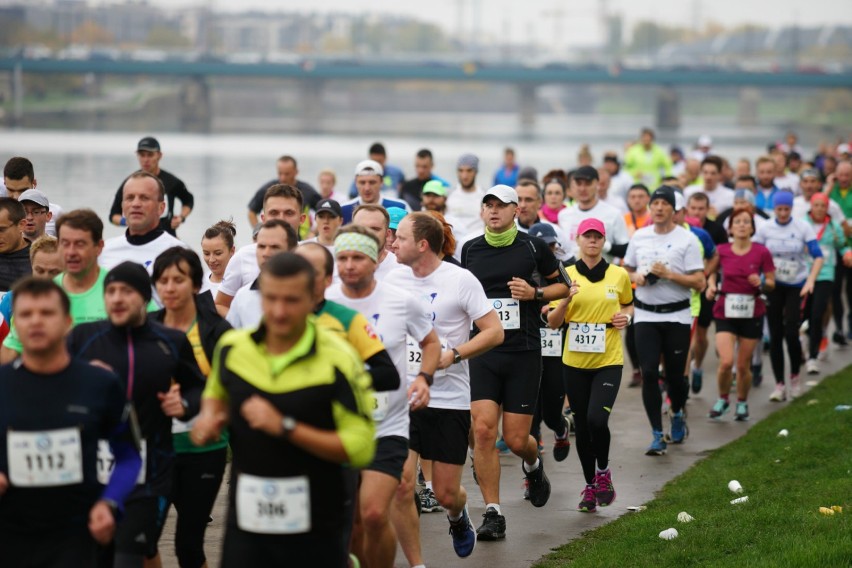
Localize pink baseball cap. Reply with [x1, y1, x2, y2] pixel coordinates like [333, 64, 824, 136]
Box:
[577, 218, 606, 237]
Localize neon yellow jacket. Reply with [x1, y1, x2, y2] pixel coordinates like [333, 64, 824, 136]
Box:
[624, 143, 673, 188]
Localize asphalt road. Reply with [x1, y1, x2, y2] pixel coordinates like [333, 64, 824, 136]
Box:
[157, 334, 851, 567]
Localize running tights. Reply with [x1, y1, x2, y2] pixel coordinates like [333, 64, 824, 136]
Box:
[531, 356, 568, 441]
[766, 285, 803, 382]
[804, 281, 834, 360]
[635, 321, 690, 432]
[562, 365, 622, 485]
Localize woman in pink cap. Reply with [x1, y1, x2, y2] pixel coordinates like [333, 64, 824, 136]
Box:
[547, 217, 633, 513]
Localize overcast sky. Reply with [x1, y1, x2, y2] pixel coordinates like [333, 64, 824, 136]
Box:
[129, 0, 852, 46]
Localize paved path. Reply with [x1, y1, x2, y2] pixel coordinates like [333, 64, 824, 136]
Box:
[158, 336, 851, 567]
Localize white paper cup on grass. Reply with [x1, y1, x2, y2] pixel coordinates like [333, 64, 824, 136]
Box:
[659, 528, 679, 540]
[728, 480, 743, 494]
[731, 496, 749, 505]
[677, 512, 694, 523]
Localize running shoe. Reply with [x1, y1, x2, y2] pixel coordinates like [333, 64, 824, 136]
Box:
[709, 398, 730, 419]
[769, 383, 787, 402]
[669, 411, 687, 444]
[553, 416, 571, 462]
[476, 507, 506, 541]
[751, 363, 763, 387]
[578, 484, 597, 512]
[691, 367, 703, 394]
[448, 506, 476, 557]
[646, 430, 667, 456]
[522, 478, 530, 500]
[806, 358, 820, 375]
[495, 437, 511, 455]
[832, 331, 848, 347]
[563, 408, 575, 436]
[817, 337, 829, 361]
[523, 456, 551, 508]
[790, 374, 802, 398]
[734, 401, 750, 421]
[419, 488, 444, 513]
[629, 369, 642, 388]
[537, 436, 545, 454]
[594, 469, 616, 507]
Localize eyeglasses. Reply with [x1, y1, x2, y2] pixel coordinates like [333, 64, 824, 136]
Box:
[23, 208, 49, 218]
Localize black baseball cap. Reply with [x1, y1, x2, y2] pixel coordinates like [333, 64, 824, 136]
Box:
[573, 165, 599, 181]
[528, 223, 558, 244]
[137, 137, 160, 152]
[315, 199, 342, 218]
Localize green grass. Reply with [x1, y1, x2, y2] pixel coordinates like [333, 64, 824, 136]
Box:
[535, 367, 852, 568]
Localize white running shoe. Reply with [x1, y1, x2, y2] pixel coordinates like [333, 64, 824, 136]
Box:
[790, 374, 802, 399]
[805, 359, 820, 375]
[769, 383, 787, 402]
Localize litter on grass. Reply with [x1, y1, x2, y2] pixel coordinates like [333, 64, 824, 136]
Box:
[677, 512, 694, 523]
[728, 480, 743, 494]
[805, 380, 819, 387]
[835, 405, 851, 411]
[659, 528, 679, 540]
[627, 506, 646, 512]
[832, 506, 843, 513]
[777, 429, 789, 437]
[730, 496, 749, 505]
[806, 399, 819, 406]
[819, 507, 835, 516]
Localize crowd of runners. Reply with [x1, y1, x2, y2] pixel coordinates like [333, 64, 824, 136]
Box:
[0, 129, 850, 567]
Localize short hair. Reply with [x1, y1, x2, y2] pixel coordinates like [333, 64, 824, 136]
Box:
[261, 252, 315, 293]
[264, 184, 303, 210]
[416, 149, 433, 161]
[203, 219, 237, 250]
[12, 277, 70, 315]
[125, 170, 165, 201]
[368, 142, 386, 156]
[728, 205, 756, 237]
[4, 157, 34, 182]
[352, 204, 390, 231]
[628, 183, 650, 195]
[410, 211, 446, 256]
[152, 246, 204, 291]
[296, 242, 334, 279]
[755, 155, 775, 168]
[640, 127, 655, 138]
[277, 155, 297, 168]
[687, 192, 710, 206]
[30, 235, 58, 264]
[56, 209, 104, 243]
[318, 169, 336, 184]
[736, 175, 757, 187]
[701, 155, 723, 172]
[258, 219, 298, 250]
[0, 197, 26, 224]
[504, 147, 515, 156]
[516, 179, 543, 199]
[335, 224, 381, 251]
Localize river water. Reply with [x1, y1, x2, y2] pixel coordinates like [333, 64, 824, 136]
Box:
[0, 123, 785, 250]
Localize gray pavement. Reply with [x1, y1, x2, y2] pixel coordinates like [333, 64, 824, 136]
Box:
[158, 336, 851, 568]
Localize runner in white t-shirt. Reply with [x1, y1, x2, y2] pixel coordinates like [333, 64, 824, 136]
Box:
[557, 166, 629, 261]
[446, 153, 486, 237]
[624, 186, 706, 456]
[386, 212, 502, 561]
[683, 156, 735, 218]
[326, 225, 440, 568]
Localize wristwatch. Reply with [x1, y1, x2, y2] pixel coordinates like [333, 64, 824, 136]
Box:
[281, 416, 297, 437]
[535, 287, 544, 301]
[417, 372, 434, 386]
[452, 348, 462, 365]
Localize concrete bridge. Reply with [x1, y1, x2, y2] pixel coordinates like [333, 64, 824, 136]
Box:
[2, 56, 850, 132]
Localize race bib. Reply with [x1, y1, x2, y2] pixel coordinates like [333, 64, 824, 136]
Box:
[492, 298, 520, 330]
[406, 335, 449, 377]
[97, 439, 146, 485]
[372, 392, 391, 422]
[7, 428, 83, 487]
[236, 474, 311, 534]
[773, 257, 800, 284]
[540, 328, 563, 357]
[568, 322, 606, 353]
[724, 294, 755, 319]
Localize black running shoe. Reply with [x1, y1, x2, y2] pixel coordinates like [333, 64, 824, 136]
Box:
[476, 507, 506, 541]
[524, 457, 551, 508]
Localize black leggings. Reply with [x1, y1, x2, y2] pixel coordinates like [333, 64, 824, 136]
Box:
[804, 281, 834, 360]
[625, 321, 640, 371]
[531, 356, 568, 440]
[766, 286, 803, 382]
[171, 448, 227, 568]
[562, 365, 622, 484]
[832, 260, 852, 333]
[635, 321, 690, 432]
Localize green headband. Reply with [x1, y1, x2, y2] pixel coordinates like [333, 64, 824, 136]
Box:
[334, 232, 379, 263]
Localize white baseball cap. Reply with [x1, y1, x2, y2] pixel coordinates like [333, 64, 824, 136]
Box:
[354, 159, 384, 177]
[483, 184, 518, 205]
[697, 135, 713, 148]
[674, 191, 686, 212]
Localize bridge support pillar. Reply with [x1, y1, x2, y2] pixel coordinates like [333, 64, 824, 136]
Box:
[179, 76, 211, 133]
[518, 84, 538, 138]
[655, 86, 680, 130]
[738, 88, 760, 127]
[298, 79, 326, 133]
